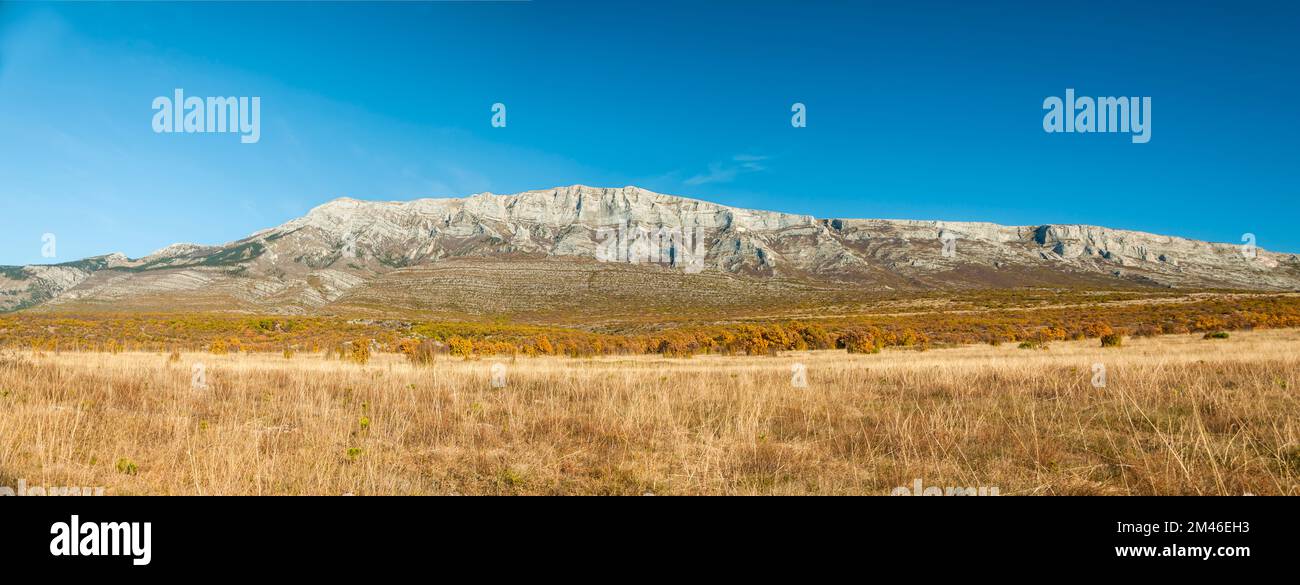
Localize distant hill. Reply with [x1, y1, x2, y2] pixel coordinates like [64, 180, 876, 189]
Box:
[3, 185, 1297, 315]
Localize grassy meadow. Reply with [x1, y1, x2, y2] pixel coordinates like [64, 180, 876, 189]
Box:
[1, 328, 1296, 495]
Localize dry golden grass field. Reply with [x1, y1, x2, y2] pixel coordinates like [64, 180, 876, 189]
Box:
[1, 329, 1297, 495]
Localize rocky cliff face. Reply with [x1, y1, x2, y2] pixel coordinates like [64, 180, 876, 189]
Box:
[2, 185, 1297, 313]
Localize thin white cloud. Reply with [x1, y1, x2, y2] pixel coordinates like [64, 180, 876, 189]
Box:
[684, 154, 769, 185]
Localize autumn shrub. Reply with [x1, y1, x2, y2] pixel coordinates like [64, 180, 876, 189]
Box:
[479, 340, 519, 357]
[447, 336, 474, 359]
[739, 326, 772, 356]
[348, 339, 371, 365]
[656, 335, 695, 358]
[896, 328, 931, 351]
[1133, 324, 1161, 338]
[396, 338, 438, 365]
[839, 329, 882, 354]
[1193, 315, 1227, 332]
[409, 340, 439, 365]
[1082, 322, 1114, 338]
[1100, 333, 1123, 348]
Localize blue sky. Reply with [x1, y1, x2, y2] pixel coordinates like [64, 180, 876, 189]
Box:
[1, 0, 1297, 265]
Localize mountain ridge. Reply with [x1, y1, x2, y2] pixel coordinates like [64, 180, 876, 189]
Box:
[3, 185, 1298, 314]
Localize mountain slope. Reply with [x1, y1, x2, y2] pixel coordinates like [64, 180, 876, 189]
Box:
[3, 185, 1298, 315]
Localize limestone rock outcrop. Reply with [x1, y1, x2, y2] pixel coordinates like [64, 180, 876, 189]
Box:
[2, 185, 1296, 313]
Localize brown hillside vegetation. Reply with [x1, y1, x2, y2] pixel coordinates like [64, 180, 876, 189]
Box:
[4, 291, 1300, 358]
